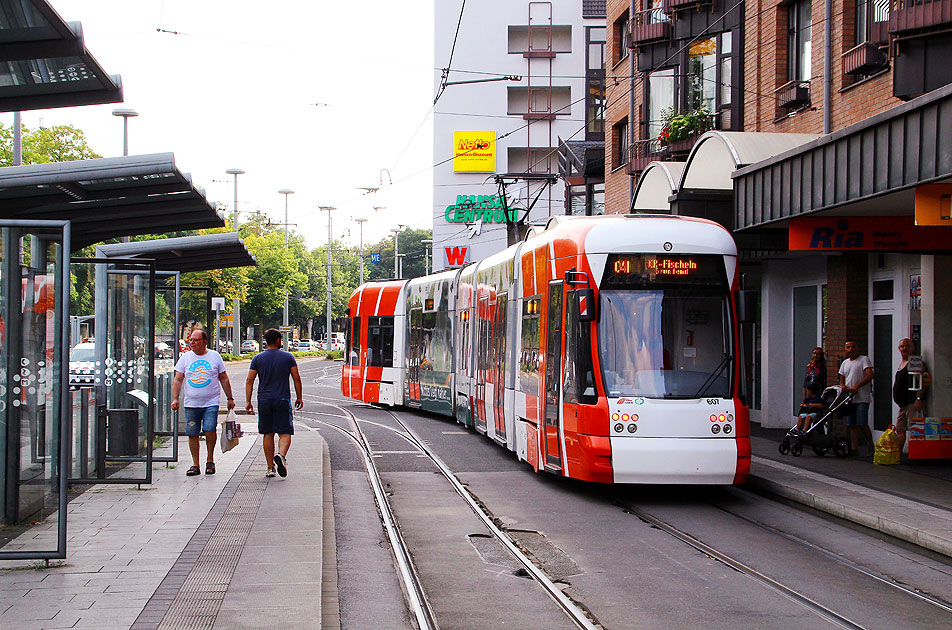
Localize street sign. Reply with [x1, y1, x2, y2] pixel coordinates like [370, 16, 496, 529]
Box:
[211, 297, 225, 311]
[370, 252, 381, 263]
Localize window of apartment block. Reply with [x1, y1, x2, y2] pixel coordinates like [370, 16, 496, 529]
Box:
[787, 0, 812, 82]
[586, 26, 607, 138]
[687, 38, 717, 113]
[613, 118, 629, 168]
[646, 0, 670, 24]
[646, 68, 676, 143]
[856, 0, 889, 44]
[613, 10, 630, 66]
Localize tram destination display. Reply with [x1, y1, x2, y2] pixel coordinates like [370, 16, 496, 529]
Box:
[602, 254, 727, 288]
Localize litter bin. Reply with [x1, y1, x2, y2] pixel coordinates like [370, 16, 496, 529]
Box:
[106, 409, 138, 457]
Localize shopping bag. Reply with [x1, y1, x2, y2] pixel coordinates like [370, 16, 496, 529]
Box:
[873, 425, 901, 465]
[220, 409, 240, 454]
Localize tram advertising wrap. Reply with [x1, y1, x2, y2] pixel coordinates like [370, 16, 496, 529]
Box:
[342, 215, 750, 485]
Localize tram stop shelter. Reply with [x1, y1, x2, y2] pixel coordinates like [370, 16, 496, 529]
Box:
[0, 154, 257, 561]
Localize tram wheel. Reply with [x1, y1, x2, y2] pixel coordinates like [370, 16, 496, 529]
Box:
[779, 440, 790, 455]
[833, 438, 851, 458]
[812, 446, 830, 457]
[791, 442, 803, 457]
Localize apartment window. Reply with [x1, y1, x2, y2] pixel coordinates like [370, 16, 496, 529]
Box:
[719, 32, 733, 110]
[586, 26, 607, 139]
[646, 68, 676, 143]
[613, 118, 629, 168]
[613, 10, 630, 65]
[856, 0, 889, 44]
[787, 0, 812, 82]
[686, 38, 717, 113]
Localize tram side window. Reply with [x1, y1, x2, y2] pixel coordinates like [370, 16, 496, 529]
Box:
[492, 297, 507, 389]
[367, 316, 394, 367]
[520, 297, 542, 394]
[348, 317, 361, 366]
[477, 298, 492, 377]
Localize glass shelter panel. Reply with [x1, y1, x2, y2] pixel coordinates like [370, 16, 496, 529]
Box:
[68, 259, 155, 485]
[153, 274, 178, 462]
[1, 222, 70, 559]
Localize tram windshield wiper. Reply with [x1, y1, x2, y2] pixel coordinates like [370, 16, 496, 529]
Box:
[693, 354, 732, 398]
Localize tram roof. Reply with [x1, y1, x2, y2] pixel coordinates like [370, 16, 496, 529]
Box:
[0, 0, 123, 112]
[96, 233, 256, 273]
[0, 153, 226, 250]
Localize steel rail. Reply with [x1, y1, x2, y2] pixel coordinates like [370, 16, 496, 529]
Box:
[612, 497, 866, 630]
[296, 402, 438, 630]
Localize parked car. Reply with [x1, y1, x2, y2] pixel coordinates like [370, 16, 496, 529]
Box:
[154, 342, 172, 359]
[296, 339, 315, 351]
[69, 342, 96, 387]
[240, 340, 260, 353]
[218, 340, 233, 353]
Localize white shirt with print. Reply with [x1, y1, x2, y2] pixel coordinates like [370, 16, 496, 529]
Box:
[838, 355, 874, 404]
[175, 350, 227, 408]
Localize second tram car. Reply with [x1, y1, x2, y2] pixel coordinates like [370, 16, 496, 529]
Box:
[343, 215, 751, 484]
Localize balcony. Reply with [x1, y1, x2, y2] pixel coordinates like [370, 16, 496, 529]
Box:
[628, 9, 671, 46]
[889, 0, 952, 35]
[843, 42, 889, 75]
[776, 80, 811, 109]
[663, 0, 713, 13]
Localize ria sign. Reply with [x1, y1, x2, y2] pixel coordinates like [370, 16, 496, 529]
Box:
[444, 194, 522, 224]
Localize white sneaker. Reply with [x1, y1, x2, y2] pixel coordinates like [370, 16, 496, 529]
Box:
[273, 453, 287, 478]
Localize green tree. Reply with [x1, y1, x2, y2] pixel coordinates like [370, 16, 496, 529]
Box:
[365, 227, 433, 282]
[0, 123, 102, 166]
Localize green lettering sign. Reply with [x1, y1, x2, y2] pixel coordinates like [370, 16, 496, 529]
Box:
[444, 194, 521, 224]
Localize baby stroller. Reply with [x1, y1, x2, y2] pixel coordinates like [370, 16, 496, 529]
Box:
[779, 385, 853, 458]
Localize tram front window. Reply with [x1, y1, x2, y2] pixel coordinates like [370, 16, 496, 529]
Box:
[598, 289, 732, 399]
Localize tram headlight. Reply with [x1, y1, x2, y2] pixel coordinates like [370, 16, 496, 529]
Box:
[612, 413, 620, 421]
[622, 413, 629, 421]
[711, 424, 721, 434]
[614, 423, 624, 433]
[718, 414, 726, 422]
[724, 424, 733, 434]
[627, 423, 637, 433]
[710, 414, 717, 422]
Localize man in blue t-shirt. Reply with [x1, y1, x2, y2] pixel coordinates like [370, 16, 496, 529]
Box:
[245, 329, 303, 478]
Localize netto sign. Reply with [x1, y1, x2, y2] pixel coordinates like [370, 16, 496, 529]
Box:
[453, 131, 495, 172]
[444, 194, 522, 224]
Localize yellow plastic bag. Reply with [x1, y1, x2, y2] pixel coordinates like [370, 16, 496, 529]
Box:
[874, 426, 901, 465]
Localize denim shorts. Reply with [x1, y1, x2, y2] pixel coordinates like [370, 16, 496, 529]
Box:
[185, 406, 219, 436]
[846, 402, 870, 427]
[257, 398, 294, 435]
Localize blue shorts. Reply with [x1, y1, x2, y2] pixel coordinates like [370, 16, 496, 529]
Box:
[257, 398, 294, 435]
[847, 402, 870, 427]
[185, 406, 219, 436]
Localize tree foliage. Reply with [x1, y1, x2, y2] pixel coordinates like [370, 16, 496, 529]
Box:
[364, 227, 433, 282]
[0, 123, 102, 166]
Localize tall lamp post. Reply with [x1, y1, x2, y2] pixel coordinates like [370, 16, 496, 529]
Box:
[112, 108, 138, 156]
[421, 239, 433, 275]
[354, 217, 368, 285]
[320, 206, 336, 348]
[390, 226, 404, 279]
[226, 168, 245, 355]
[279, 189, 295, 327]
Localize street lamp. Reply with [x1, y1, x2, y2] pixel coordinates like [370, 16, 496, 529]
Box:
[421, 239, 433, 275]
[354, 217, 368, 285]
[279, 189, 295, 327]
[320, 206, 336, 349]
[112, 108, 138, 156]
[390, 226, 405, 279]
[226, 168, 245, 355]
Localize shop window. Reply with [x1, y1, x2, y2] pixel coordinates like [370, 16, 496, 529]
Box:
[872, 279, 894, 301]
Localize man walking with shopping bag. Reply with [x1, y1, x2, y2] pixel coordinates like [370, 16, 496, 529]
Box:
[245, 329, 303, 477]
[172, 329, 236, 476]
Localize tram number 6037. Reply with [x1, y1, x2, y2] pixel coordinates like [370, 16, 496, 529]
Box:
[707, 399, 719, 405]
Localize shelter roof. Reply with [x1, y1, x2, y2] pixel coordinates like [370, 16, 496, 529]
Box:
[96, 233, 256, 273]
[0, 153, 225, 249]
[0, 0, 122, 111]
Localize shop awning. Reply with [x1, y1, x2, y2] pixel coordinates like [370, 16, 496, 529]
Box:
[0, 153, 225, 249]
[0, 0, 123, 112]
[96, 233, 256, 272]
[733, 83, 952, 230]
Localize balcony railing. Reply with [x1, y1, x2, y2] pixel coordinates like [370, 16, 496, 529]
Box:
[889, 0, 952, 35]
[629, 9, 671, 46]
[776, 80, 811, 109]
[843, 42, 888, 75]
[663, 0, 713, 13]
[627, 111, 717, 174]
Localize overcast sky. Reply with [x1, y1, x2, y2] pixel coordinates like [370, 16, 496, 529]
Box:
[5, 0, 436, 249]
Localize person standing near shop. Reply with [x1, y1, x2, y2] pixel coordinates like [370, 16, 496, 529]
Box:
[172, 329, 236, 476]
[803, 346, 827, 401]
[893, 338, 928, 450]
[245, 328, 303, 478]
[838, 339, 874, 455]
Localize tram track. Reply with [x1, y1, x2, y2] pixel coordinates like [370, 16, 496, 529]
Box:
[299, 390, 601, 630]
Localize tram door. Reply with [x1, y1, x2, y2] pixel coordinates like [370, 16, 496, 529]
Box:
[542, 280, 564, 472]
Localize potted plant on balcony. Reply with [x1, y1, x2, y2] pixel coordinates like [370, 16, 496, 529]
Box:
[658, 108, 713, 149]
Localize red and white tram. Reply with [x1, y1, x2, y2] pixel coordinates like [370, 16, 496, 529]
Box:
[342, 215, 751, 484]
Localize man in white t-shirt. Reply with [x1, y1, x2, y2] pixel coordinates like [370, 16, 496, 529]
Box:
[172, 329, 236, 476]
[838, 338, 874, 455]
